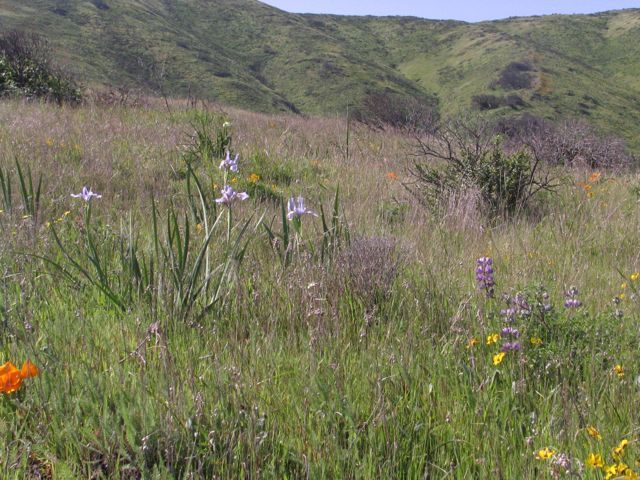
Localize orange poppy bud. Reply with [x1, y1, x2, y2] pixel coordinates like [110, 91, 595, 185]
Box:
[20, 361, 39, 379]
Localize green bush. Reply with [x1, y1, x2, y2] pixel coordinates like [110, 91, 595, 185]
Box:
[0, 30, 81, 104]
[408, 118, 557, 217]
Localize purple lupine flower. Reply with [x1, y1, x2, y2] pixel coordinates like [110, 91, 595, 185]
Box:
[540, 291, 552, 313]
[501, 326, 520, 338]
[71, 186, 102, 201]
[219, 151, 239, 172]
[513, 293, 531, 316]
[475, 257, 495, 297]
[564, 286, 582, 308]
[215, 185, 249, 206]
[501, 342, 522, 352]
[287, 196, 318, 220]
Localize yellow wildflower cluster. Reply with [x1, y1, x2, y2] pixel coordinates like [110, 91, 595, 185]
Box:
[585, 430, 637, 479]
[45, 210, 72, 228]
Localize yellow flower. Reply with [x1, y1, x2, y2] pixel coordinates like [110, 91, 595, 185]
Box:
[466, 338, 478, 349]
[530, 337, 543, 346]
[493, 352, 506, 366]
[486, 333, 499, 346]
[621, 283, 628, 290]
[587, 453, 604, 468]
[231, 177, 238, 184]
[613, 438, 629, 460]
[195, 223, 204, 234]
[45, 138, 54, 147]
[587, 426, 602, 440]
[631, 272, 640, 282]
[614, 365, 625, 378]
[619, 293, 626, 300]
[605, 462, 635, 479]
[535, 447, 555, 460]
[605, 464, 618, 479]
[248, 173, 260, 183]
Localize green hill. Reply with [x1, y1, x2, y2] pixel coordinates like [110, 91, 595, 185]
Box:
[1, 1, 640, 147]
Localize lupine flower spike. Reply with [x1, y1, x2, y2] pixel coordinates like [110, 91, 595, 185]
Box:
[475, 257, 495, 297]
[71, 186, 102, 201]
[287, 196, 318, 220]
[564, 286, 582, 308]
[215, 185, 249, 206]
[219, 151, 239, 172]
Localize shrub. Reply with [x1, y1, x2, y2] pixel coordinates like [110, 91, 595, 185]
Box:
[0, 30, 81, 104]
[332, 236, 403, 310]
[494, 61, 533, 90]
[471, 94, 504, 111]
[354, 91, 438, 133]
[496, 115, 635, 169]
[407, 116, 557, 216]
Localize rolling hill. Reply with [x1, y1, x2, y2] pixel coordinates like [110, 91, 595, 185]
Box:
[1, 0, 640, 147]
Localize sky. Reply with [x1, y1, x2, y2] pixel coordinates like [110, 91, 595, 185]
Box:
[260, 1, 640, 23]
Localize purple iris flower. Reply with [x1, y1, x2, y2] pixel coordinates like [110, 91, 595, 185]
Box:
[475, 257, 495, 297]
[215, 185, 249, 206]
[219, 151, 239, 172]
[287, 196, 317, 220]
[71, 187, 102, 201]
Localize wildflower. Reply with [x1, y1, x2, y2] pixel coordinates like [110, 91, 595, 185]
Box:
[493, 352, 506, 366]
[386, 172, 398, 180]
[475, 257, 495, 297]
[614, 365, 625, 378]
[486, 333, 499, 345]
[622, 283, 628, 290]
[501, 326, 520, 338]
[287, 196, 317, 220]
[530, 336, 543, 346]
[219, 151, 239, 172]
[466, 338, 478, 349]
[588, 172, 602, 183]
[222, 121, 232, 128]
[248, 173, 260, 183]
[587, 426, 602, 441]
[71, 186, 102, 201]
[215, 185, 249, 206]
[613, 439, 630, 459]
[0, 360, 39, 395]
[45, 138, 54, 147]
[195, 223, 204, 234]
[564, 286, 582, 308]
[586, 453, 604, 468]
[535, 447, 556, 460]
[501, 342, 522, 352]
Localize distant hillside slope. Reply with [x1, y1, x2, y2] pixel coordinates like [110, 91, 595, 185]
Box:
[1, 1, 640, 148]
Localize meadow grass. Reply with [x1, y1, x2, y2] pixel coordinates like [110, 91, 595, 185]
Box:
[0, 99, 639, 478]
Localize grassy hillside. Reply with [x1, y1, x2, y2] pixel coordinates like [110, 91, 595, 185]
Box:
[1, 98, 640, 477]
[1, 2, 640, 147]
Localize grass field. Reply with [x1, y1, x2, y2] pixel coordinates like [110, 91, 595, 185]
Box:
[1, 98, 640, 478]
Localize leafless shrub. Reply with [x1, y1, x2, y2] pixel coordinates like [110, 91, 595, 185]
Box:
[353, 91, 438, 133]
[332, 236, 403, 309]
[497, 115, 635, 170]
